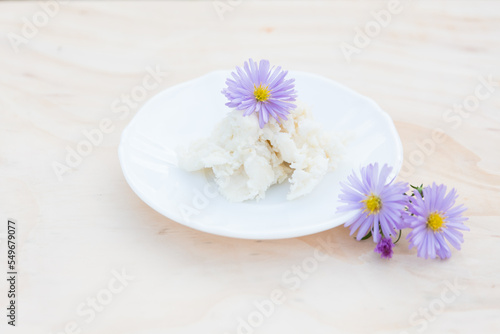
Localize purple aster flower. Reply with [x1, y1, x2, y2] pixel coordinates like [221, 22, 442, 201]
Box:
[222, 59, 297, 128]
[374, 237, 394, 259]
[337, 163, 409, 242]
[404, 183, 469, 259]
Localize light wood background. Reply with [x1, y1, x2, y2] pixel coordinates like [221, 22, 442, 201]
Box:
[1, 1, 499, 334]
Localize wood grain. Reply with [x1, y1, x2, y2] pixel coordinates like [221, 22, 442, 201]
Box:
[0, 1, 499, 333]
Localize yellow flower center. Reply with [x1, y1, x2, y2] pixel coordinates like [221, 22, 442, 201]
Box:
[362, 194, 382, 215]
[254, 84, 271, 102]
[427, 212, 446, 231]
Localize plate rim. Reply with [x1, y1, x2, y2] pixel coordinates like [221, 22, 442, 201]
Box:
[118, 70, 404, 240]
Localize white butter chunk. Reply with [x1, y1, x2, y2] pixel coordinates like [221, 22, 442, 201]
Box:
[179, 104, 345, 202]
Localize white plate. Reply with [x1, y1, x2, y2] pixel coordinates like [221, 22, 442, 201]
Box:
[118, 70, 403, 240]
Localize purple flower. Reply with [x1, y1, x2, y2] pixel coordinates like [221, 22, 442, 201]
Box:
[404, 183, 469, 259]
[337, 163, 408, 242]
[222, 59, 297, 128]
[374, 237, 394, 259]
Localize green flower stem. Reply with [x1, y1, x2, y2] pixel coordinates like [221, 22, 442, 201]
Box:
[410, 184, 424, 197]
[393, 229, 402, 244]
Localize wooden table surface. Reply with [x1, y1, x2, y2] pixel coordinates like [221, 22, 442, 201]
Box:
[1, 1, 499, 333]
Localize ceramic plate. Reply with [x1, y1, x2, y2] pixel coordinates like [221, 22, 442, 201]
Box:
[118, 70, 403, 239]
